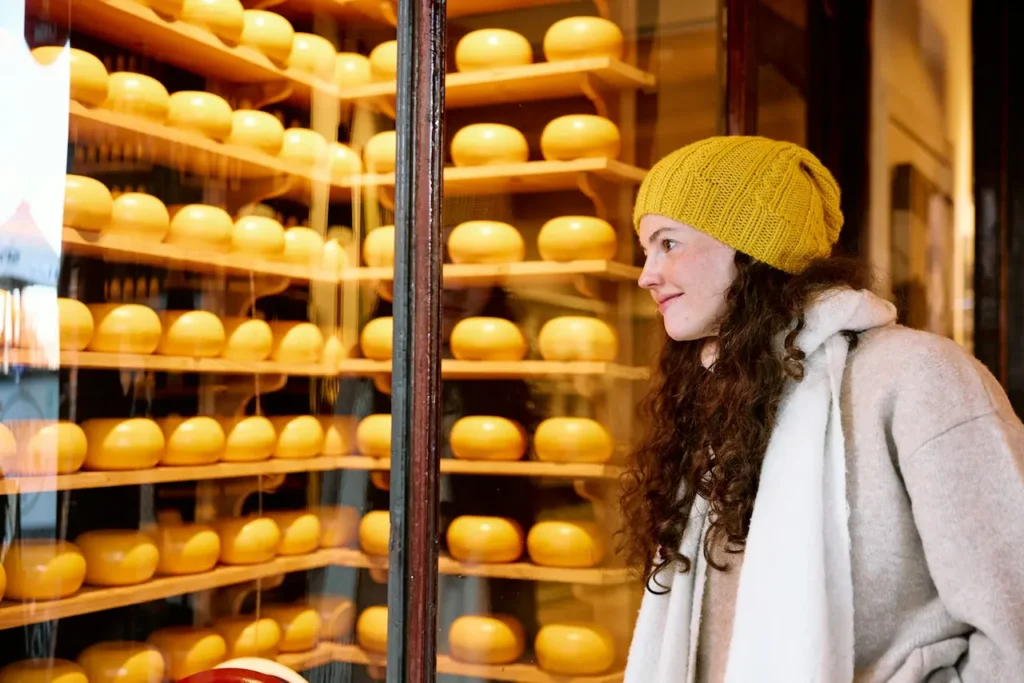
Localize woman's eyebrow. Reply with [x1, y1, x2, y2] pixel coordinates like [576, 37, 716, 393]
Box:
[646, 227, 671, 248]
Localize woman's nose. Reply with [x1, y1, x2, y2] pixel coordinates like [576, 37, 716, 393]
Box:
[638, 256, 660, 289]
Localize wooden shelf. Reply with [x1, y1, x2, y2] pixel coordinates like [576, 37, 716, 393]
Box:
[438, 557, 631, 585]
[1, 348, 337, 375]
[340, 359, 648, 380]
[362, 260, 642, 289]
[267, 0, 573, 25]
[277, 643, 345, 671]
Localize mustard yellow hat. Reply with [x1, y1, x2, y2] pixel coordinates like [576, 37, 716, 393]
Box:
[633, 136, 843, 274]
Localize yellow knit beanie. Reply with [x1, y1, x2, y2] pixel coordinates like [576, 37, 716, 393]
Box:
[633, 136, 843, 274]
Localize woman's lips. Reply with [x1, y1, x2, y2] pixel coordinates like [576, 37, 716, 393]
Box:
[657, 293, 682, 313]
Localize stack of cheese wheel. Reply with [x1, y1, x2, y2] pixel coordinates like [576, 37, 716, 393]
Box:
[269, 321, 324, 364]
[270, 415, 324, 459]
[358, 510, 389, 556]
[535, 622, 616, 675]
[314, 505, 360, 548]
[450, 124, 528, 167]
[447, 516, 523, 563]
[147, 626, 228, 680]
[527, 520, 605, 568]
[77, 641, 165, 683]
[157, 416, 225, 465]
[534, 417, 614, 463]
[360, 317, 392, 360]
[538, 316, 618, 361]
[75, 529, 160, 587]
[355, 414, 391, 458]
[158, 311, 226, 357]
[448, 614, 526, 665]
[86, 304, 162, 354]
[262, 603, 323, 652]
[450, 318, 527, 361]
[32, 47, 109, 107]
[1, 419, 88, 475]
[449, 416, 526, 461]
[308, 595, 356, 640]
[356, 606, 388, 653]
[1, 540, 87, 601]
[214, 616, 282, 658]
[538, 216, 618, 262]
[213, 516, 281, 565]
[369, 40, 397, 81]
[447, 221, 525, 264]
[81, 418, 165, 470]
[167, 92, 234, 141]
[240, 9, 294, 63]
[221, 317, 274, 362]
[218, 415, 276, 462]
[264, 510, 321, 555]
[145, 520, 221, 575]
[0, 660, 88, 683]
[167, 205, 233, 250]
[541, 114, 621, 161]
[455, 29, 532, 72]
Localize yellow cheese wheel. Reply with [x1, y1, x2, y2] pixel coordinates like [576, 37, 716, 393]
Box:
[538, 316, 617, 361]
[282, 227, 324, 264]
[1, 540, 87, 601]
[313, 505, 360, 548]
[356, 606, 388, 653]
[167, 91, 233, 141]
[0, 423, 16, 474]
[157, 416, 225, 465]
[322, 239, 348, 272]
[102, 72, 170, 122]
[541, 115, 621, 161]
[358, 510, 389, 556]
[136, 0, 186, 16]
[527, 521, 605, 568]
[373, 374, 392, 395]
[448, 614, 525, 665]
[32, 47, 109, 107]
[269, 321, 324, 363]
[307, 595, 355, 639]
[57, 298, 93, 351]
[543, 16, 624, 62]
[538, 216, 617, 261]
[262, 604, 322, 652]
[270, 415, 325, 459]
[227, 110, 285, 155]
[329, 142, 362, 176]
[77, 642, 164, 683]
[534, 418, 613, 463]
[167, 204, 233, 250]
[364, 131, 397, 175]
[359, 317, 392, 360]
[147, 627, 227, 680]
[221, 317, 273, 362]
[4, 421, 88, 475]
[450, 317, 526, 361]
[264, 510, 321, 555]
[447, 516, 523, 563]
[75, 530, 159, 586]
[288, 33, 336, 76]
[63, 175, 112, 231]
[451, 124, 529, 167]
[355, 414, 390, 458]
[181, 0, 245, 43]
[218, 416, 276, 462]
[157, 311, 226, 357]
[449, 416, 526, 461]
[455, 29, 532, 72]
[0, 660, 87, 683]
[214, 516, 281, 564]
[335, 53, 372, 88]
[106, 192, 170, 241]
[534, 623, 615, 675]
[318, 416, 357, 456]
[448, 221, 525, 264]
[240, 10, 295, 63]
[280, 128, 328, 165]
[146, 522, 221, 575]
[232, 215, 285, 255]
[368, 40, 397, 81]
[81, 418, 165, 470]
[362, 226, 395, 266]
[214, 617, 282, 658]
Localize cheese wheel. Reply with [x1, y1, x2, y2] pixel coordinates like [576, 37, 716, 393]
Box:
[81, 418, 165, 470]
[447, 221, 525, 264]
[447, 516, 523, 563]
[157, 416, 225, 465]
[307, 595, 355, 639]
[538, 216, 618, 261]
[58, 299, 93, 351]
[32, 47, 109, 107]
[232, 215, 285, 255]
[270, 415, 325, 459]
[335, 53, 372, 88]
[167, 91, 233, 141]
[321, 239, 348, 272]
[313, 505, 360, 548]
[355, 414, 390, 458]
[329, 142, 362, 176]
[543, 16, 624, 62]
[0, 422, 15, 475]
[214, 516, 281, 564]
[288, 33, 336, 76]
[1, 540, 87, 600]
[451, 124, 529, 167]
[541, 115, 621, 161]
[221, 317, 273, 362]
[147, 627, 227, 680]
[373, 374, 392, 396]
[318, 416, 357, 456]
[214, 617, 282, 658]
[5, 421, 88, 475]
[63, 175, 113, 231]
[181, 0, 245, 43]
[136, 0, 186, 17]
[76, 642, 164, 683]
[527, 521, 605, 568]
[0, 660, 87, 683]
[534, 418, 613, 463]
[455, 29, 532, 72]
[75, 530, 159, 586]
[282, 227, 324, 264]
[363, 131, 396, 173]
[538, 316, 617, 361]
[102, 73, 170, 122]
[359, 317, 392, 360]
[362, 226, 394, 266]
[166, 204, 233, 250]
[448, 615, 525, 665]
[227, 110, 285, 155]
[368, 40, 397, 81]
[262, 604, 322, 652]
[218, 416, 276, 462]
[358, 510, 389, 556]
[146, 522, 221, 575]
[280, 128, 328, 165]
[534, 623, 615, 675]
[449, 416, 526, 461]
[449, 317, 526, 361]
[106, 193, 170, 241]
[157, 311, 226, 357]
[265, 511, 321, 555]
[269, 321, 324, 363]
[356, 606, 388, 653]
[240, 10, 295, 63]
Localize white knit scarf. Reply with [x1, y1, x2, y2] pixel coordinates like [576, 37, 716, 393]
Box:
[625, 288, 897, 683]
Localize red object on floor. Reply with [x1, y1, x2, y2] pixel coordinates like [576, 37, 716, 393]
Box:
[177, 668, 289, 683]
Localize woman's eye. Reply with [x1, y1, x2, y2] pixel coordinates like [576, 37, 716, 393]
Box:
[661, 239, 677, 252]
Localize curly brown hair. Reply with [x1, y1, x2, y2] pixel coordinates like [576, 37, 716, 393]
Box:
[619, 254, 871, 592]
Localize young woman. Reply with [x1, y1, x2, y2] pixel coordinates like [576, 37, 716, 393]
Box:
[620, 137, 1024, 682]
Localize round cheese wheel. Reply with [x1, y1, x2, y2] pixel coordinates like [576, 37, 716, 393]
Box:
[541, 115, 621, 161]
[373, 374, 392, 395]
[449, 317, 526, 361]
[81, 418, 165, 470]
[282, 227, 324, 263]
[538, 316, 617, 361]
[534, 418, 613, 463]
[221, 317, 273, 362]
[214, 617, 282, 658]
[0, 422, 15, 473]
[57, 299, 94, 351]
[447, 516, 523, 563]
[543, 16, 624, 62]
[307, 595, 355, 639]
[166, 204, 233, 250]
[270, 415, 325, 459]
[280, 128, 328, 165]
[33, 47, 109, 107]
[106, 192, 170, 241]
[363, 131, 397, 173]
[146, 522, 221, 575]
[369, 40, 397, 80]
[63, 175, 112, 231]
[147, 627, 227, 680]
[449, 614, 525, 665]
[240, 10, 295, 63]
[136, 0, 186, 16]
[157, 416, 225, 465]
[0, 660, 87, 683]
[329, 142, 362, 176]
[321, 239, 348, 272]
[102, 72, 170, 122]
[75, 529, 159, 586]
[181, 0, 245, 43]
[217, 415, 276, 462]
[358, 510, 389, 556]
[449, 416, 526, 461]
[232, 215, 285, 255]
[76, 642, 164, 683]
[448, 221, 525, 264]
[288, 33, 336, 76]
[214, 516, 281, 564]
[356, 606, 388, 653]
[269, 321, 324, 363]
[527, 521, 605, 567]
[6, 421, 88, 475]
[313, 505, 360, 548]
[359, 317, 392, 360]
[318, 416, 357, 456]
[362, 226, 394, 266]
[455, 29, 532, 72]
[538, 216, 617, 261]
[335, 53, 372, 88]
[265, 510, 321, 555]
[262, 604, 322, 652]
[534, 623, 615, 675]
[227, 110, 284, 155]
[451, 124, 529, 167]
[167, 91, 233, 141]
[1, 540, 86, 600]
[157, 311, 226, 357]
[355, 414, 390, 458]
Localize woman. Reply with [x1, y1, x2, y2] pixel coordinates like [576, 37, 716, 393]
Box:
[621, 136, 1024, 683]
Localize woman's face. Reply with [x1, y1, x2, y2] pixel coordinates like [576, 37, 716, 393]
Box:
[637, 214, 737, 341]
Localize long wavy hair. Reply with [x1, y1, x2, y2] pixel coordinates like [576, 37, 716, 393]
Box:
[619, 253, 871, 591]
